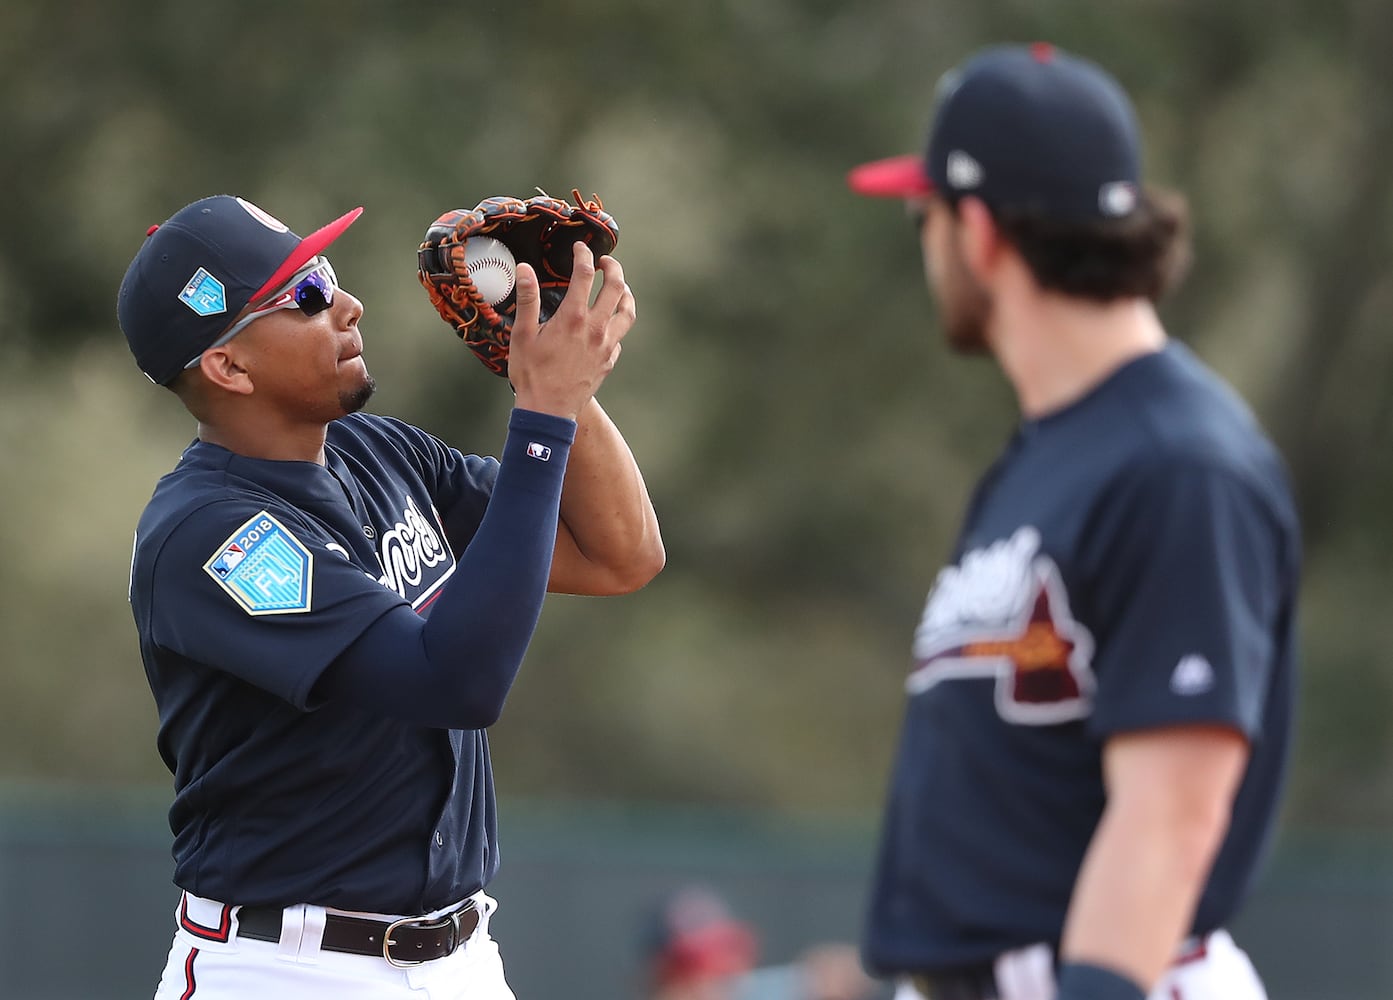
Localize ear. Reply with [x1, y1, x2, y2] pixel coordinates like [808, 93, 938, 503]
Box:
[954, 197, 1004, 284]
[195, 347, 255, 395]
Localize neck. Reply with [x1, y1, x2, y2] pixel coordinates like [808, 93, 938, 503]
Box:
[988, 285, 1168, 419]
[197, 416, 330, 464]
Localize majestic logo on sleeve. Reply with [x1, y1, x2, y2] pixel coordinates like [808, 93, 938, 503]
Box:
[204, 512, 312, 615]
[375, 496, 453, 611]
[910, 526, 1096, 723]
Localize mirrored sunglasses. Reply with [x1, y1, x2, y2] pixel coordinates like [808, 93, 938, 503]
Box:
[185, 257, 339, 369]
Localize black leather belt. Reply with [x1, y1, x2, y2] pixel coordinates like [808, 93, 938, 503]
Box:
[237, 902, 479, 967]
[911, 965, 1000, 1000]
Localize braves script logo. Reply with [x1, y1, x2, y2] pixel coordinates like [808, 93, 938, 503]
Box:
[910, 526, 1096, 723]
[375, 496, 451, 606]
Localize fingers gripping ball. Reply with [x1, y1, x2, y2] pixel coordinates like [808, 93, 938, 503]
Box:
[417, 190, 620, 377]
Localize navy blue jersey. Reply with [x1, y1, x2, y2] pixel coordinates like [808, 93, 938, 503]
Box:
[863, 342, 1301, 974]
[129, 412, 513, 913]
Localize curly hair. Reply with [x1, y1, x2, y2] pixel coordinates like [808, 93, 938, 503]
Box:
[987, 186, 1192, 303]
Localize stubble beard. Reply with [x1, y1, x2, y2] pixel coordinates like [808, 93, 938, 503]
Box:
[943, 294, 992, 355]
[939, 238, 993, 356]
[340, 372, 378, 414]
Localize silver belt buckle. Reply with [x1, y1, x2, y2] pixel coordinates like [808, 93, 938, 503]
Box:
[382, 907, 468, 968]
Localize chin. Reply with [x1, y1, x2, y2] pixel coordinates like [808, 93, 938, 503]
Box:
[340, 373, 378, 414]
[946, 328, 991, 355]
[940, 296, 993, 356]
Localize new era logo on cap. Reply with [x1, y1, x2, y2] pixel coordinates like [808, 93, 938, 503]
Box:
[944, 151, 985, 191]
[1099, 181, 1139, 217]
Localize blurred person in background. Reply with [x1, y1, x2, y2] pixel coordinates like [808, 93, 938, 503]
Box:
[846, 41, 1300, 1000]
[641, 886, 759, 1000]
[640, 885, 883, 1000]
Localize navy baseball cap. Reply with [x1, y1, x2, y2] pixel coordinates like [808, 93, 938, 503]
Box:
[117, 195, 363, 385]
[847, 43, 1143, 220]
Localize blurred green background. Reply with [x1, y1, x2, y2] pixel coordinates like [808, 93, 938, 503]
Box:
[2, 0, 1391, 996]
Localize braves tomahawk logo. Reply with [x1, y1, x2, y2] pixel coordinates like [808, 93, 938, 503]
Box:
[910, 526, 1096, 724]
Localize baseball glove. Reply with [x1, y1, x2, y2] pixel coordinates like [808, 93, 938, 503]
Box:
[417, 189, 619, 377]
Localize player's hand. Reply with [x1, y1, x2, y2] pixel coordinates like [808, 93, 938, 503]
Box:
[508, 242, 635, 421]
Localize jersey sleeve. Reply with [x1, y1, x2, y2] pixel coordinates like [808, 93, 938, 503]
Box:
[145, 500, 409, 709]
[1082, 458, 1288, 740]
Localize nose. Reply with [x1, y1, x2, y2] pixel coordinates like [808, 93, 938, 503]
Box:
[336, 287, 364, 326]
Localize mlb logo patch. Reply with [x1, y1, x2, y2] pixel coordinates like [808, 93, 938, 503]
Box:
[178, 268, 228, 317]
[210, 542, 245, 576]
[203, 512, 313, 615]
[526, 441, 552, 461]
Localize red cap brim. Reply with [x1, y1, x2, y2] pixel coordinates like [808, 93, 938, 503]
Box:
[252, 206, 364, 300]
[846, 155, 936, 198]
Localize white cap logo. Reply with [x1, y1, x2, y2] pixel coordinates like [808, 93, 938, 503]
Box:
[236, 197, 290, 233]
[1098, 181, 1138, 217]
[945, 150, 985, 190]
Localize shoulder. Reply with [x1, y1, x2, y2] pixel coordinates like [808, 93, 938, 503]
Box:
[329, 413, 499, 499]
[328, 411, 449, 465]
[1082, 343, 1294, 515]
[1028, 346, 1300, 574]
[328, 411, 420, 448]
[134, 498, 315, 609]
[1144, 346, 1292, 515]
[135, 448, 314, 570]
[138, 444, 254, 542]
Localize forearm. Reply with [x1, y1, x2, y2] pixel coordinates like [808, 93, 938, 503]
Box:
[1060, 795, 1221, 989]
[420, 408, 574, 676]
[1060, 726, 1246, 995]
[550, 397, 664, 594]
[320, 409, 574, 728]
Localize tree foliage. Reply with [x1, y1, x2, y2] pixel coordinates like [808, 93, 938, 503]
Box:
[2, 0, 1391, 828]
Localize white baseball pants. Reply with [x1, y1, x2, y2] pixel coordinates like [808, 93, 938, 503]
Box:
[894, 929, 1268, 1000]
[152, 890, 516, 1000]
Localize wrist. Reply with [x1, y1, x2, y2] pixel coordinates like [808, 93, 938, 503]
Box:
[511, 388, 583, 422]
[508, 407, 578, 443]
[495, 409, 576, 501]
[1055, 961, 1145, 1000]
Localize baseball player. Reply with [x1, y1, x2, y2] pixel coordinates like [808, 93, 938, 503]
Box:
[116, 193, 664, 998]
[845, 44, 1301, 1000]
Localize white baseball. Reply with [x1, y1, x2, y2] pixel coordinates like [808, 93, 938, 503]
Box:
[463, 236, 516, 306]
